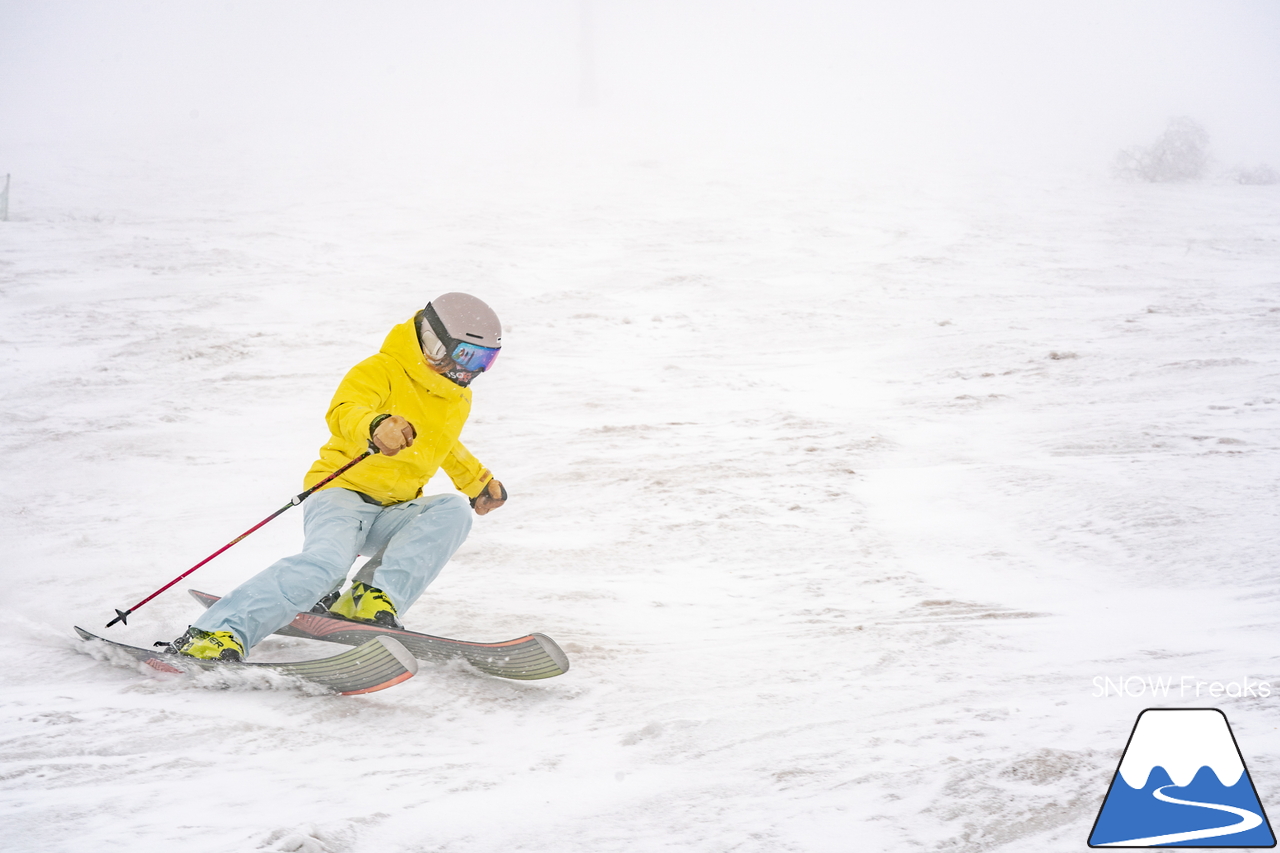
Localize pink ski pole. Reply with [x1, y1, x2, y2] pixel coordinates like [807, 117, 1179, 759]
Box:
[106, 449, 375, 627]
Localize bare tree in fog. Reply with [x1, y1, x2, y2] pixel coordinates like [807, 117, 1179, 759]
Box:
[1114, 116, 1211, 182]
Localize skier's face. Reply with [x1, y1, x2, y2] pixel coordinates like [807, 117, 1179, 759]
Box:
[423, 353, 482, 386]
[437, 341, 498, 387]
[442, 364, 480, 386]
[419, 318, 498, 387]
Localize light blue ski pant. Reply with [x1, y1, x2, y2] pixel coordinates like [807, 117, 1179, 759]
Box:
[193, 488, 473, 650]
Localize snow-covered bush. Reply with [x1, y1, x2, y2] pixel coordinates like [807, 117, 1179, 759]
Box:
[1234, 164, 1280, 185]
[1114, 117, 1210, 182]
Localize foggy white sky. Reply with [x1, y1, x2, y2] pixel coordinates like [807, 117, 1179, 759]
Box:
[1, 1, 1278, 183]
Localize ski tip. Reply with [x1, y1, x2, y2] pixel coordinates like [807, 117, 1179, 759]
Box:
[74, 626, 94, 641]
[333, 637, 418, 695]
[374, 636, 420, 677]
[531, 633, 571, 675]
[188, 589, 218, 608]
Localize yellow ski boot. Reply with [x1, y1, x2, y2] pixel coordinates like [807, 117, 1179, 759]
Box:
[329, 582, 402, 628]
[171, 627, 245, 662]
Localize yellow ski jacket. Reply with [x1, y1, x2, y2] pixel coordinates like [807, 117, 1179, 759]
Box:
[303, 314, 493, 505]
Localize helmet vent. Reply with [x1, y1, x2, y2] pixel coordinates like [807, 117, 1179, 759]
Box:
[465, 332, 483, 339]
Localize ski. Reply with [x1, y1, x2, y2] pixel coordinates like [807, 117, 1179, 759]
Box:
[74, 626, 418, 695]
[188, 589, 570, 680]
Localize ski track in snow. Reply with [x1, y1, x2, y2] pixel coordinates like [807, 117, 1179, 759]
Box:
[2, 162, 1280, 852]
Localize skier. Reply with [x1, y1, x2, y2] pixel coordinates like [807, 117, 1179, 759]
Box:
[169, 292, 508, 661]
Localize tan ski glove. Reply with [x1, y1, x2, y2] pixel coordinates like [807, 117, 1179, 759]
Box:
[371, 415, 416, 456]
[471, 479, 508, 516]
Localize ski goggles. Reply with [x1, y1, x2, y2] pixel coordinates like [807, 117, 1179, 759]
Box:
[448, 340, 500, 373]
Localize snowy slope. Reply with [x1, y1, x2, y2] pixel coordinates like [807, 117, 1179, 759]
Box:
[2, 155, 1279, 853]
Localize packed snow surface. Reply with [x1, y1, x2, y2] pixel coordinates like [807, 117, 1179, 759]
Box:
[2, 158, 1280, 853]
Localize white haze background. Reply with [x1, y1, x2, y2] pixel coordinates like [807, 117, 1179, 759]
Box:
[2, 2, 1280, 851]
[5, 1, 1280, 192]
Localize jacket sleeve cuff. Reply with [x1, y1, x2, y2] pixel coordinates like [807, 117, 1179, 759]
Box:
[459, 469, 493, 499]
[367, 413, 390, 438]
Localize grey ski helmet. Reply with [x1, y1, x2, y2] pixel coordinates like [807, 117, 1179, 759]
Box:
[418, 292, 502, 386]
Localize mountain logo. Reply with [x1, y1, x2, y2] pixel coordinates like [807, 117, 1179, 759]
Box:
[1089, 708, 1275, 847]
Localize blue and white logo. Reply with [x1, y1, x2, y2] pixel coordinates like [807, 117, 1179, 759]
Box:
[1089, 708, 1275, 847]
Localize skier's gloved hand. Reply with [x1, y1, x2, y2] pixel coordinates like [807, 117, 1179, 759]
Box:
[371, 415, 416, 456]
[471, 479, 508, 516]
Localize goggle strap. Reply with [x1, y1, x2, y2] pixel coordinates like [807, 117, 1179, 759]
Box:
[423, 304, 455, 355]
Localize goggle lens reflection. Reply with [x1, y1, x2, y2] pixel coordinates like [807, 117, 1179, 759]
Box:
[450, 341, 500, 372]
